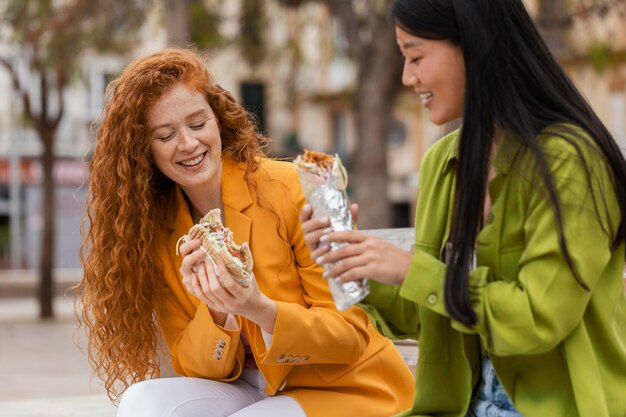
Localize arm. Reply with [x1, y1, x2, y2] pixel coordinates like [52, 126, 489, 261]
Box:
[155, 280, 245, 380]
[402, 136, 620, 355]
[299, 178, 421, 341]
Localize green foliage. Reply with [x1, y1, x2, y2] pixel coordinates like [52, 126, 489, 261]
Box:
[587, 42, 611, 74]
[1, 0, 154, 76]
[239, 0, 266, 65]
[190, 0, 222, 49]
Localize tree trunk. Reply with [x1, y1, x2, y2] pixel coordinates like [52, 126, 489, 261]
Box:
[537, 0, 565, 56]
[39, 130, 56, 319]
[349, 17, 403, 229]
[164, 0, 191, 47]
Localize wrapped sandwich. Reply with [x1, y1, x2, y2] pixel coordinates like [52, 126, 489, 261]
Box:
[294, 149, 369, 310]
[177, 208, 254, 287]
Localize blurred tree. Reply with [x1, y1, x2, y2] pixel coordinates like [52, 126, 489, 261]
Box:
[165, 0, 191, 46]
[536, 0, 626, 62]
[279, 0, 403, 228]
[239, 0, 267, 66]
[0, 0, 153, 319]
[163, 0, 222, 49]
[537, 0, 567, 55]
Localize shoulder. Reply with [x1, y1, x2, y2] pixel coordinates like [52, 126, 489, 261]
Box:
[420, 129, 459, 173]
[416, 129, 459, 188]
[537, 123, 600, 161]
[252, 158, 301, 189]
[256, 158, 298, 178]
[247, 158, 303, 202]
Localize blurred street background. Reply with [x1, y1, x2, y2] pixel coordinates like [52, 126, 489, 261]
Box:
[0, 293, 115, 416]
[0, 0, 624, 416]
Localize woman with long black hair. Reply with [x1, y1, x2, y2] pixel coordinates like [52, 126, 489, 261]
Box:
[301, 0, 626, 416]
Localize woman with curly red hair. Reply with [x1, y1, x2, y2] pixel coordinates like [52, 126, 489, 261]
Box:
[77, 48, 414, 417]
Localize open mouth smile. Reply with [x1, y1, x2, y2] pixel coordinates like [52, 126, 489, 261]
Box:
[419, 92, 433, 104]
[179, 152, 206, 167]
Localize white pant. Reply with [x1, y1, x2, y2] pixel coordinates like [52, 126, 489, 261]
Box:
[116, 370, 307, 417]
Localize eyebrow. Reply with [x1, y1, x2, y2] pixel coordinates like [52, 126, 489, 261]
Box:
[150, 109, 211, 132]
[398, 40, 423, 49]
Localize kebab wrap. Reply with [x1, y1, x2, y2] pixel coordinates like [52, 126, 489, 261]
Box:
[294, 149, 369, 310]
[177, 208, 254, 287]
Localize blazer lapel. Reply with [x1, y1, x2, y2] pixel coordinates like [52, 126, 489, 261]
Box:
[221, 158, 253, 247]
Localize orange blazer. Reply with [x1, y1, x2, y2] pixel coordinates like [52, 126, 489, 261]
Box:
[155, 158, 413, 417]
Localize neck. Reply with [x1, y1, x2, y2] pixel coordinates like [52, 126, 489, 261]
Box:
[182, 174, 223, 223]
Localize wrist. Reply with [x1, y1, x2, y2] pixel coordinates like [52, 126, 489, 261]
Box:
[208, 307, 228, 326]
[394, 250, 413, 285]
[246, 295, 277, 334]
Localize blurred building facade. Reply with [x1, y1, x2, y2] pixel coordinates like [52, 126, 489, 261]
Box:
[0, 0, 624, 270]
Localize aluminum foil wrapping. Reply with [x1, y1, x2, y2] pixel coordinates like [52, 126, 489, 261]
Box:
[295, 155, 369, 311]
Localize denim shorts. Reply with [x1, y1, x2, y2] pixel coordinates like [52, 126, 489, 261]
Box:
[466, 355, 523, 417]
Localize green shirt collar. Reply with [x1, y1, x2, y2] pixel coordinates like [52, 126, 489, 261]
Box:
[442, 129, 524, 176]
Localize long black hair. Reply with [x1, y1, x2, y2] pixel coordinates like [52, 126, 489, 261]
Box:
[390, 0, 626, 326]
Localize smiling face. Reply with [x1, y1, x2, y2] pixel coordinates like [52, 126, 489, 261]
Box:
[147, 83, 223, 199]
[396, 26, 466, 126]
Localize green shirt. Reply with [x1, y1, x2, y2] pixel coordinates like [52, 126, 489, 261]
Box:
[363, 127, 626, 417]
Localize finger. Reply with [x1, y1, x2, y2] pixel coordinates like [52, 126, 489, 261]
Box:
[310, 243, 331, 263]
[316, 239, 368, 267]
[179, 239, 202, 257]
[301, 215, 330, 234]
[182, 274, 194, 292]
[319, 230, 367, 245]
[195, 262, 225, 307]
[299, 204, 313, 222]
[204, 258, 238, 300]
[190, 271, 209, 301]
[180, 247, 209, 275]
[334, 265, 370, 284]
[324, 251, 367, 279]
[304, 227, 333, 251]
[350, 203, 359, 224]
[213, 259, 242, 296]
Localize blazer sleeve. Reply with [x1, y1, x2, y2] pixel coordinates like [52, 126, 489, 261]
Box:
[155, 251, 245, 380]
[256, 167, 374, 366]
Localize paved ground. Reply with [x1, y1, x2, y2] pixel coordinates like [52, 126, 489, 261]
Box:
[0, 293, 418, 417]
[0, 295, 116, 417]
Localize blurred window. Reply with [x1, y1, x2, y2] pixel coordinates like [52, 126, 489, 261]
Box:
[240, 82, 266, 134]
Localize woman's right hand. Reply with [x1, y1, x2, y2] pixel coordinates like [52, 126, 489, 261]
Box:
[178, 238, 229, 326]
[299, 203, 359, 261]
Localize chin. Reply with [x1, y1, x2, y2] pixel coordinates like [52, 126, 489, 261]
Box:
[429, 117, 446, 126]
[429, 114, 456, 126]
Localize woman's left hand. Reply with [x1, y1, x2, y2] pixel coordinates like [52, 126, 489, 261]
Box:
[183, 243, 277, 333]
[316, 230, 413, 286]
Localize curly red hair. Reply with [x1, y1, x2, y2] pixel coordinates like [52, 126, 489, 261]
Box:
[77, 48, 270, 401]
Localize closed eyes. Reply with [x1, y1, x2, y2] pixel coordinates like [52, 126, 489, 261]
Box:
[190, 120, 208, 130]
[154, 118, 210, 141]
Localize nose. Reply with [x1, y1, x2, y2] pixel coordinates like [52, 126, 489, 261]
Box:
[177, 129, 198, 152]
[401, 62, 417, 87]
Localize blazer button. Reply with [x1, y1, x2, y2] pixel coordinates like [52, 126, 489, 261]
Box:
[213, 353, 222, 360]
[278, 380, 287, 391]
[427, 293, 438, 305]
[276, 354, 286, 363]
[217, 339, 226, 348]
[292, 356, 301, 363]
[300, 356, 309, 362]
